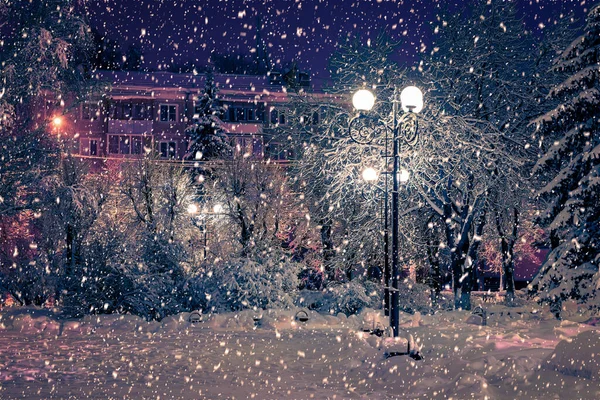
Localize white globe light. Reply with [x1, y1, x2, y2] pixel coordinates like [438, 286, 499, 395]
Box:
[187, 203, 198, 214]
[362, 167, 378, 182]
[352, 89, 375, 111]
[52, 116, 63, 127]
[400, 86, 423, 113]
[399, 169, 410, 183]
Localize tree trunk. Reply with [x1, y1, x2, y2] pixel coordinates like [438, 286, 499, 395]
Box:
[460, 208, 487, 310]
[238, 203, 253, 256]
[426, 238, 442, 307]
[65, 223, 75, 280]
[320, 218, 336, 282]
[451, 252, 463, 309]
[496, 207, 518, 303]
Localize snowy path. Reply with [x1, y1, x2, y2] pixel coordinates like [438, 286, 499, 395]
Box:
[1, 307, 600, 399]
[0, 326, 390, 399]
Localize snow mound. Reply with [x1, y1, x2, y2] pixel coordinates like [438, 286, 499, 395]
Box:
[544, 329, 600, 380]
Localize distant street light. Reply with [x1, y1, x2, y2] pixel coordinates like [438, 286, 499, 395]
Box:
[187, 203, 199, 215]
[52, 115, 63, 142]
[349, 85, 423, 338]
[188, 202, 225, 259]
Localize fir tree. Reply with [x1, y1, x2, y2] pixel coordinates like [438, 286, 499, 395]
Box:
[529, 4, 600, 310]
[185, 71, 230, 161]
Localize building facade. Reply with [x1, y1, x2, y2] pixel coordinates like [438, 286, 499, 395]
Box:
[47, 70, 317, 163]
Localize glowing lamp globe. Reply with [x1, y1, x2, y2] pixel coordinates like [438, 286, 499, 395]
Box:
[400, 86, 423, 113]
[399, 169, 410, 183]
[52, 116, 63, 127]
[362, 167, 378, 182]
[187, 203, 198, 214]
[352, 89, 375, 111]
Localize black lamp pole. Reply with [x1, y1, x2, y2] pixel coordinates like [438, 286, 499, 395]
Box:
[350, 86, 420, 338]
[390, 87, 401, 337]
[383, 143, 390, 317]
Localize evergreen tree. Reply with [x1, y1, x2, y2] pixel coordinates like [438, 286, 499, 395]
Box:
[123, 44, 143, 71]
[0, 0, 94, 305]
[185, 71, 230, 161]
[0, 0, 93, 216]
[529, 4, 600, 311]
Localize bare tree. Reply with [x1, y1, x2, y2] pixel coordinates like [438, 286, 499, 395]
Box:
[208, 156, 312, 258]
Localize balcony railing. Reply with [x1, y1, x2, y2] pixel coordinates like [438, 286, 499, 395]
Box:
[108, 120, 152, 134]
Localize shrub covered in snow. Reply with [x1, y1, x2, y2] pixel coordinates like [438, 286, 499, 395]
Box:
[397, 282, 433, 314]
[324, 280, 382, 315]
[188, 253, 301, 312]
[330, 281, 372, 315]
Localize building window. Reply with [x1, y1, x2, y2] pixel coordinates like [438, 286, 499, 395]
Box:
[252, 138, 263, 158]
[133, 104, 150, 120]
[80, 138, 100, 156]
[110, 102, 133, 120]
[119, 136, 130, 154]
[109, 102, 151, 120]
[270, 109, 286, 125]
[82, 102, 100, 120]
[108, 135, 119, 154]
[90, 139, 98, 156]
[231, 136, 263, 158]
[160, 104, 177, 122]
[108, 135, 147, 155]
[237, 108, 247, 122]
[267, 143, 293, 161]
[131, 136, 142, 154]
[312, 111, 319, 125]
[222, 104, 262, 123]
[270, 110, 278, 124]
[159, 141, 177, 158]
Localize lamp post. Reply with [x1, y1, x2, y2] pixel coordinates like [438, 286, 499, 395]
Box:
[52, 116, 63, 137]
[52, 115, 64, 155]
[350, 85, 423, 337]
[361, 166, 390, 316]
[188, 202, 224, 259]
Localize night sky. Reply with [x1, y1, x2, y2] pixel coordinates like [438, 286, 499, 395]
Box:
[85, 0, 590, 81]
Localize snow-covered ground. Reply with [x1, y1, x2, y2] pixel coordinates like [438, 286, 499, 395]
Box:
[1, 302, 599, 399]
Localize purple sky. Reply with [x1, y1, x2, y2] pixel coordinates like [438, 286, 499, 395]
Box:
[85, 0, 589, 81]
